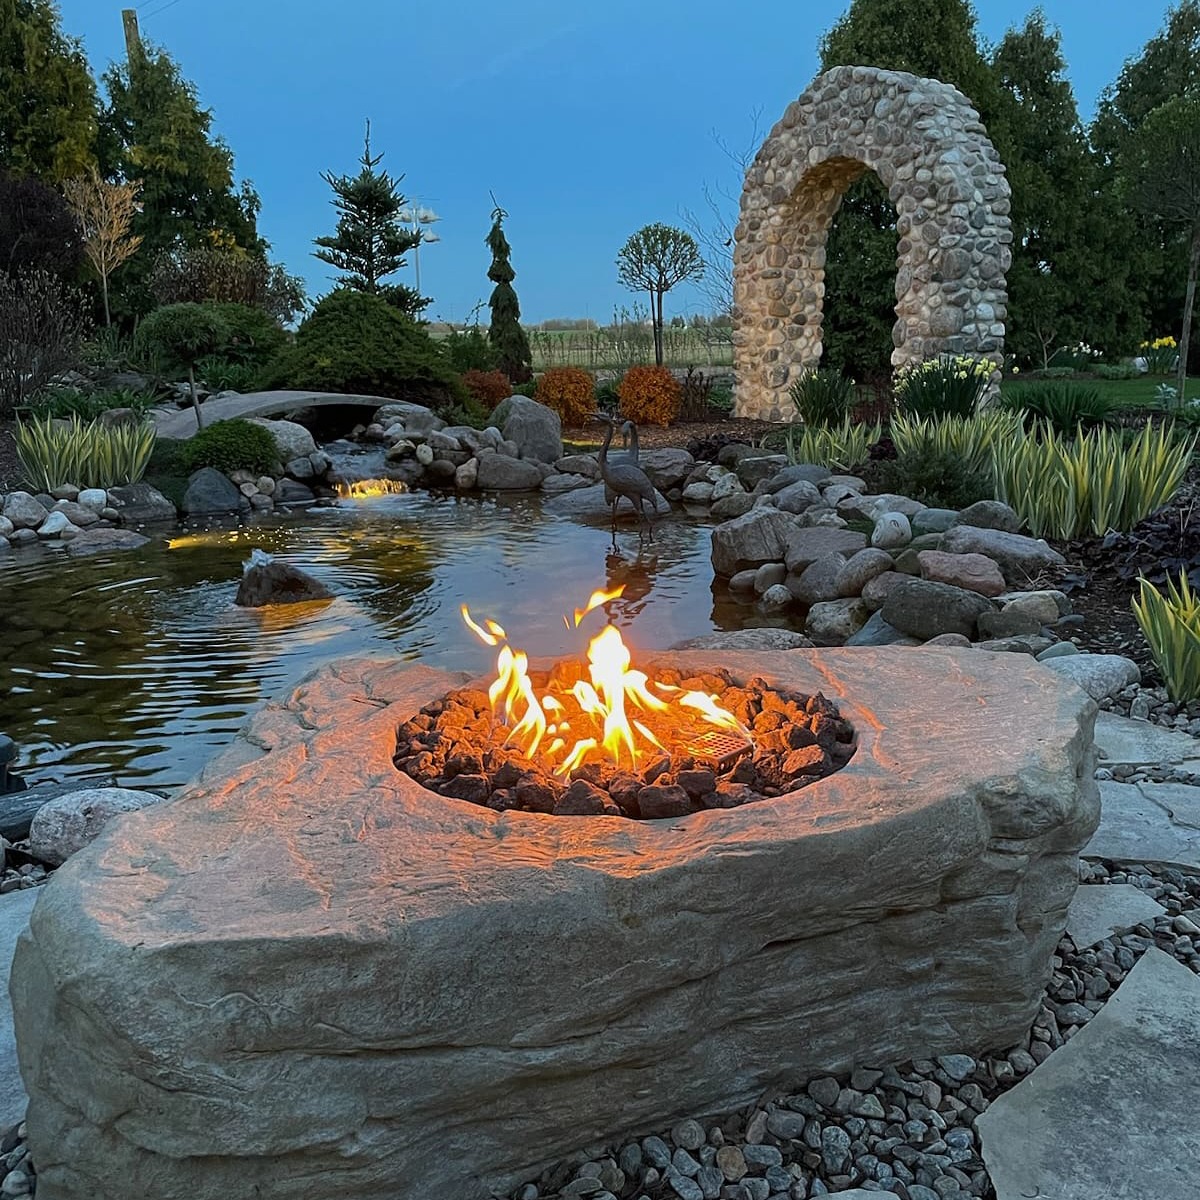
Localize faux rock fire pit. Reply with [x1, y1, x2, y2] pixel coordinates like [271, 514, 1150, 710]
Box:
[11, 648, 1099, 1200]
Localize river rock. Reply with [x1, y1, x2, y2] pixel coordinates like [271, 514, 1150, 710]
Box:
[106, 483, 177, 524]
[711, 508, 799, 577]
[373, 402, 444, 435]
[882, 578, 995, 640]
[1001, 591, 1070, 624]
[1040, 653, 1141, 701]
[75, 489, 108, 514]
[786, 552, 846, 604]
[773, 480, 823, 514]
[762, 463, 829, 492]
[28, 787, 162, 866]
[182, 468, 243, 515]
[917, 550, 1006, 597]
[805, 597, 870, 643]
[540, 472, 590, 495]
[977, 609, 1044, 640]
[869, 494, 926, 520]
[912, 507, 959, 535]
[235, 558, 333, 608]
[871, 512, 912, 550]
[955, 500, 1022, 533]
[638, 449, 694, 490]
[555, 454, 602, 481]
[861, 570, 909, 610]
[681, 481, 714, 503]
[711, 493, 755, 519]
[783, 527, 868, 573]
[37, 511, 79, 539]
[454, 457, 478, 490]
[939, 526, 1066, 586]
[65, 529, 150, 557]
[735, 454, 789, 488]
[9, 649, 1099, 1200]
[1, 492, 48, 530]
[474, 454, 545, 491]
[836, 548, 895, 597]
[491, 396, 563, 463]
[845, 611, 921, 647]
[248, 418, 317, 463]
[275, 479, 316, 505]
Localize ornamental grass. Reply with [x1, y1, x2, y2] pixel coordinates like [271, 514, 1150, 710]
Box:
[16, 413, 156, 493]
[1133, 571, 1200, 702]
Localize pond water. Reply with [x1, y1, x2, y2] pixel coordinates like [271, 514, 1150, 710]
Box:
[0, 492, 785, 791]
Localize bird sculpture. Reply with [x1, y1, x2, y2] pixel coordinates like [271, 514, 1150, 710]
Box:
[604, 418, 641, 507]
[594, 413, 658, 540]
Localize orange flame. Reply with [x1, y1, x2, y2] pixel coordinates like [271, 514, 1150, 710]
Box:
[461, 590, 749, 777]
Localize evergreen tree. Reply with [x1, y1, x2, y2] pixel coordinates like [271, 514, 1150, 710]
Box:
[485, 205, 533, 384]
[100, 40, 263, 319]
[0, 0, 97, 182]
[817, 0, 1000, 379]
[990, 13, 1140, 365]
[314, 121, 424, 316]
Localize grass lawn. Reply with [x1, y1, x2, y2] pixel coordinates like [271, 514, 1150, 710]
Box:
[1001, 374, 1200, 409]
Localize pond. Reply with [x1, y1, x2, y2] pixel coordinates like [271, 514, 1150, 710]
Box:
[0, 492, 784, 791]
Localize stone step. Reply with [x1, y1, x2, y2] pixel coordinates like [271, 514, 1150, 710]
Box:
[1086, 780, 1200, 869]
[1094, 712, 1200, 770]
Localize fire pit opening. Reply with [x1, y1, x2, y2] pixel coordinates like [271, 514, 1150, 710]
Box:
[393, 589, 856, 819]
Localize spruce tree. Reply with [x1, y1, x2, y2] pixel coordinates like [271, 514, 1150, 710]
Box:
[0, 0, 97, 182]
[314, 122, 424, 316]
[485, 206, 533, 383]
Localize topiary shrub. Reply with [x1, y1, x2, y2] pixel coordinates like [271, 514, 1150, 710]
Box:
[138, 302, 230, 429]
[200, 302, 288, 366]
[618, 364, 682, 426]
[461, 368, 512, 411]
[176, 418, 279, 476]
[262, 289, 467, 409]
[535, 367, 595, 427]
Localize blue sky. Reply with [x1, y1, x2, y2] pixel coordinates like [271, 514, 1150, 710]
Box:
[57, 0, 1168, 325]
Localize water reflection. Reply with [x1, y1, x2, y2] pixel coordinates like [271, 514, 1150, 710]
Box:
[0, 491, 799, 789]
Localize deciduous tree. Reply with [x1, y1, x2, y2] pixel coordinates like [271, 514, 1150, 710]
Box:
[62, 167, 143, 326]
[0, 170, 83, 280]
[616, 224, 703, 366]
[485, 205, 532, 384]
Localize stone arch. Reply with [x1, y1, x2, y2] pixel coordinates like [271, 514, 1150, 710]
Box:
[732, 65, 1012, 420]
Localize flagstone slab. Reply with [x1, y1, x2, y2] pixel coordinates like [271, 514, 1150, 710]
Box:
[1065, 884, 1166, 949]
[1094, 712, 1200, 770]
[0, 888, 39, 1129]
[978, 948, 1200, 1200]
[1086, 781, 1200, 869]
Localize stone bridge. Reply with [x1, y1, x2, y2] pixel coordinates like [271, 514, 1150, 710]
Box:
[153, 390, 398, 440]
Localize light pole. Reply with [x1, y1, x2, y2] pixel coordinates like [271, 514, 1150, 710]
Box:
[399, 204, 441, 296]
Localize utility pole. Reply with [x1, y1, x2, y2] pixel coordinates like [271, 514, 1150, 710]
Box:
[121, 9, 142, 62]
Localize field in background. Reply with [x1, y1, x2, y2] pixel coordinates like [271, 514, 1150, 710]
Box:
[1000, 375, 1200, 409]
[527, 327, 734, 372]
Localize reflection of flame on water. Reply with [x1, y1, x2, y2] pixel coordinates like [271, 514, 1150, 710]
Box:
[335, 478, 409, 499]
[462, 587, 751, 776]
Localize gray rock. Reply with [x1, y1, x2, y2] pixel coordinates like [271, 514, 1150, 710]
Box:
[285, 456, 315, 480]
[846, 611, 921, 647]
[544, 483, 669, 521]
[786, 553, 846, 605]
[774, 480, 823, 514]
[51, 500, 100, 527]
[373, 402, 444, 434]
[9, 649, 1099, 1200]
[917, 550, 1006, 597]
[28, 787, 163, 866]
[247, 418, 317, 463]
[711, 509, 800, 577]
[182, 468, 243, 515]
[555, 454, 601, 481]
[106, 483, 177, 525]
[65, 529, 150, 557]
[784, 527, 868, 573]
[710, 493, 755, 519]
[882, 578, 994, 640]
[805, 597, 870, 644]
[759, 584, 794, 613]
[869, 494, 926, 520]
[671, 630, 813, 651]
[682, 481, 715, 503]
[540, 473, 591, 495]
[729, 570, 759, 593]
[1040, 653, 1140, 701]
[837, 548, 897, 597]
[0, 887, 39, 1128]
[861, 570, 909, 611]
[938, 526, 1065, 586]
[871, 512, 912, 550]
[753, 562, 787, 594]
[977, 609, 1043, 640]
[955, 500, 1022, 533]
[490, 396, 563, 463]
[235, 559, 333, 608]
[638, 449, 695, 490]
[1, 492, 48, 530]
[37, 511, 79, 539]
[1036, 641, 1078, 661]
[735, 455, 790, 487]
[912, 508, 958, 535]
[762, 463, 830, 492]
[475, 454, 550, 491]
[1065, 884, 1166, 950]
[274, 479, 316, 505]
[1001, 590, 1069, 625]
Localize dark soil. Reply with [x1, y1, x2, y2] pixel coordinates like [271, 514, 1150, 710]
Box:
[394, 667, 856, 820]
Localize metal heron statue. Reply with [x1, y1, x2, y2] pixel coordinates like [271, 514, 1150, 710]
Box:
[594, 413, 657, 541]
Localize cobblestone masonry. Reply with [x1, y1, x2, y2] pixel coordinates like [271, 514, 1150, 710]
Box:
[733, 66, 1012, 420]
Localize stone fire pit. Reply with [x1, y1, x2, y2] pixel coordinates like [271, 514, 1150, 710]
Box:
[11, 648, 1099, 1200]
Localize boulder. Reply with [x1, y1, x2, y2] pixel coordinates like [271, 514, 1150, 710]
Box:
[671, 630, 812, 651]
[836, 548, 895, 598]
[235, 553, 333, 608]
[912, 508, 959, 535]
[882, 578, 995, 641]
[1, 492, 48, 530]
[773, 480, 823, 514]
[474, 454, 544, 491]
[9, 650, 1099, 1200]
[75, 489, 108, 515]
[710, 472, 745, 502]
[761, 463, 829, 492]
[871, 512, 912, 550]
[554, 454, 601, 481]
[373, 402, 444, 434]
[543, 483, 669, 521]
[939, 526, 1066, 586]
[540, 473, 591, 495]
[490, 396, 563, 463]
[786, 552, 846, 605]
[65, 529, 150, 557]
[37, 512, 80, 539]
[285, 456, 315, 480]
[783, 527, 868, 573]
[710, 493, 755, 520]
[454, 458, 479, 490]
[28, 787, 162, 867]
[728, 570, 759, 593]
[274, 479, 316, 505]
[638, 448, 694, 490]
[869, 494, 927, 520]
[846, 611, 922, 647]
[247, 418, 317, 463]
[711, 508, 799, 578]
[805, 597, 870, 644]
[759, 584, 793, 613]
[1040, 653, 1141, 701]
[735, 454, 789, 488]
[955, 500, 1022, 533]
[753, 563, 787, 595]
[682, 481, 715, 503]
[182, 468, 243, 515]
[917, 550, 1007, 598]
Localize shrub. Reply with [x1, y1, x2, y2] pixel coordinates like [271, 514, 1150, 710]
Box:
[877, 451, 994, 511]
[536, 367, 595, 427]
[763, 418, 880, 471]
[461, 368, 512, 411]
[441, 320, 501, 373]
[0, 172, 84, 281]
[617, 364, 682, 426]
[27, 386, 156, 422]
[176, 418, 279, 476]
[439, 396, 491, 430]
[708, 383, 734, 414]
[194, 357, 263, 394]
[0, 270, 91, 418]
[16, 414, 156, 492]
[679, 366, 714, 421]
[890, 411, 1023, 477]
[512, 379, 538, 398]
[200, 302, 288, 366]
[993, 421, 1195, 539]
[149, 244, 306, 325]
[262, 289, 466, 410]
[788, 368, 855, 427]
[595, 379, 621, 416]
[1093, 363, 1140, 381]
[895, 355, 993, 418]
[138, 303, 229, 428]
[1001, 383, 1113, 436]
[1133, 571, 1200, 702]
